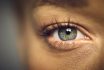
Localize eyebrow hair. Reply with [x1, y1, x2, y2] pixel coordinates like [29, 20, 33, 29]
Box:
[32, 0, 89, 8]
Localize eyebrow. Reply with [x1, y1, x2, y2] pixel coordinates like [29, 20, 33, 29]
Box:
[32, 0, 89, 8]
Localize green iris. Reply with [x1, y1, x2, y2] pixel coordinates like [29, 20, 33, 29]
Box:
[58, 27, 77, 41]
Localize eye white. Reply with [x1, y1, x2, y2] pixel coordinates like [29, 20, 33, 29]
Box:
[76, 30, 85, 39]
[53, 29, 85, 41]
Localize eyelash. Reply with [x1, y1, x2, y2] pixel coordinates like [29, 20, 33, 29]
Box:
[40, 21, 91, 40]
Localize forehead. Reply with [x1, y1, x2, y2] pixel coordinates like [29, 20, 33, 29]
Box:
[19, 0, 104, 22]
[32, 0, 104, 24]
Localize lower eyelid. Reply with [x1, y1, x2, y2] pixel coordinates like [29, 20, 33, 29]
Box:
[47, 37, 92, 50]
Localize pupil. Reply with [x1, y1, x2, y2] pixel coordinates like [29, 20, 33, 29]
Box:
[66, 28, 71, 35]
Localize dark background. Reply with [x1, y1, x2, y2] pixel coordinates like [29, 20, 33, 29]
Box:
[0, 0, 22, 70]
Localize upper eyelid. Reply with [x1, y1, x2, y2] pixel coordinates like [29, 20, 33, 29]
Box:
[42, 21, 87, 33]
[34, 5, 96, 37]
[41, 20, 86, 31]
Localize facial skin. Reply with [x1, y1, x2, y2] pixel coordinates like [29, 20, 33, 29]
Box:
[19, 0, 104, 70]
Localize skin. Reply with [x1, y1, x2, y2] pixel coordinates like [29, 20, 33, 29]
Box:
[18, 0, 104, 70]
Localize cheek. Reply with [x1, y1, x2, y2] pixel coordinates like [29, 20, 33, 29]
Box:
[28, 37, 100, 70]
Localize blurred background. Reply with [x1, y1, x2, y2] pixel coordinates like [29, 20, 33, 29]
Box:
[0, 0, 23, 70]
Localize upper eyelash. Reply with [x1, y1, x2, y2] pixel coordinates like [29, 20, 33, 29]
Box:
[40, 22, 77, 36]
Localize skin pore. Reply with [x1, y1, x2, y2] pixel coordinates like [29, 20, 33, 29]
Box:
[19, 0, 104, 70]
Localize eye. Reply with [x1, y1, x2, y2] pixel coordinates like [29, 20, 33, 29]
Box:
[41, 22, 91, 50]
[54, 26, 86, 41]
